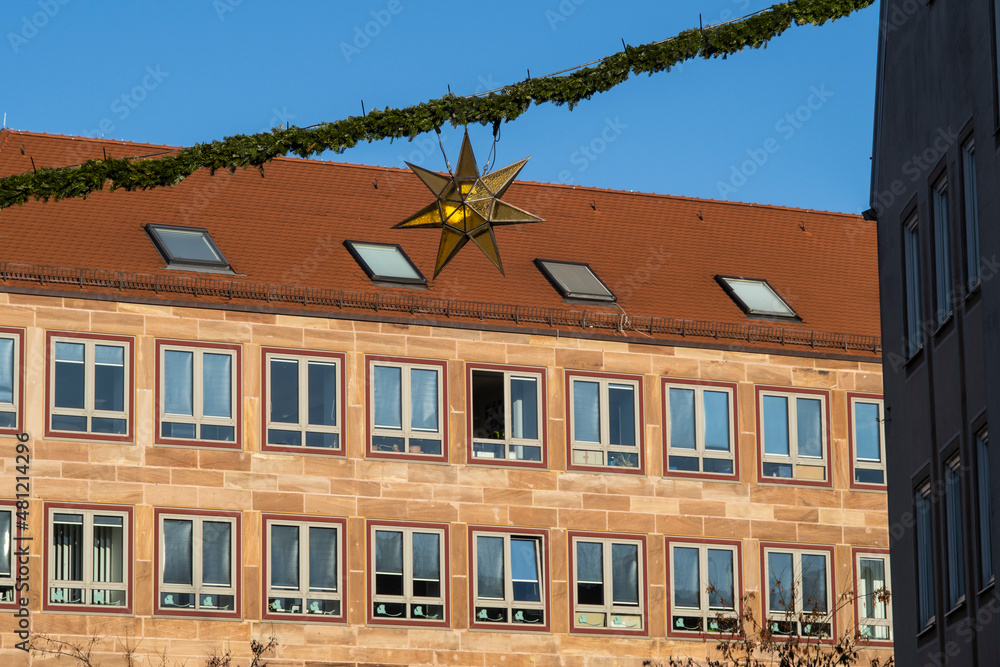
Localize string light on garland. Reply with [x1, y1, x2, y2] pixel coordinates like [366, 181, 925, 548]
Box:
[0, 0, 875, 212]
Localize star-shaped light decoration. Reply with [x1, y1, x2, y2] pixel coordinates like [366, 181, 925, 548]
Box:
[394, 130, 543, 278]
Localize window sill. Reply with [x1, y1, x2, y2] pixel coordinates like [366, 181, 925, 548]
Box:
[977, 578, 995, 597]
[932, 313, 954, 338]
[154, 438, 241, 451]
[945, 598, 967, 622]
[45, 430, 133, 444]
[966, 281, 982, 301]
[915, 620, 936, 640]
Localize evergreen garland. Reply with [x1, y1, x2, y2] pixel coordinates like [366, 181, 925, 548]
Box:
[0, 0, 874, 210]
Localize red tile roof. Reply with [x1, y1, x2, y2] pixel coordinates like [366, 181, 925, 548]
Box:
[0, 130, 880, 357]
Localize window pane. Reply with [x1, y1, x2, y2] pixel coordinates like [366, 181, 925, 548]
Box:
[351, 242, 421, 281]
[979, 433, 993, 583]
[202, 353, 232, 419]
[202, 521, 232, 587]
[916, 489, 935, 627]
[373, 366, 402, 429]
[410, 368, 439, 432]
[669, 388, 696, 450]
[801, 554, 828, 613]
[374, 530, 403, 597]
[859, 558, 886, 620]
[269, 359, 299, 424]
[964, 142, 981, 289]
[477, 536, 504, 600]
[163, 519, 193, 586]
[511, 538, 540, 602]
[0, 511, 10, 577]
[763, 396, 789, 456]
[608, 384, 635, 446]
[54, 342, 85, 409]
[707, 549, 735, 609]
[307, 362, 337, 427]
[723, 278, 795, 317]
[946, 463, 965, 606]
[573, 381, 600, 443]
[164, 350, 193, 416]
[155, 227, 225, 263]
[471, 371, 504, 439]
[905, 221, 923, 353]
[673, 547, 700, 608]
[53, 514, 84, 582]
[855, 402, 881, 461]
[704, 390, 730, 452]
[93, 518, 124, 584]
[768, 552, 794, 612]
[0, 338, 14, 404]
[411, 532, 440, 583]
[933, 182, 951, 322]
[576, 541, 604, 605]
[510, 377, 538, 440]
[611, 543, 638, 605]
[270, 525, 299, 590]
[94, 345, 125, 412]
[309, 526, 338, 592]
[796, 398, 823, 458]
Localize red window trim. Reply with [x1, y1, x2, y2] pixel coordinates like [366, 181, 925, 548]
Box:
[851, 546, 893, 648]
[44, 330, 135, 444]
[154, 339, 242, 450]
[568, 530, 649, 637]
[365, 519, 451, 628]
[153, 507, 242, 619]
[42, 501, 134, 615]
[661, 377, 740, 482]
[0, 499, 21, 611]
[365, 355, 449, 464]
[564, 370, 646, 475]
[759, 541, 838, 643]
[754, 385, 833, 488]
[664, 536, 744, 640]
[467, 524, 551, 633]
[261, 513, 347, 624]
[847, 392, 887, 491]
[0, 327, 25, 438]
[260, 347, 347, 457]
[465, 362, 548, 470]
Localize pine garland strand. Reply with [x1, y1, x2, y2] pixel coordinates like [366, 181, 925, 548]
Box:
[0, 0, 874, 210]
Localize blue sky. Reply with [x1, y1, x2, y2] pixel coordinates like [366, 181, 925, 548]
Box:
[3, 0, 879, 213]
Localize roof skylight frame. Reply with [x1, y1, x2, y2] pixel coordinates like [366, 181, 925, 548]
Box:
[344, 240, 427, 286]
[534, 258, 616, 303]
[715, 275, 799, 320]
[145, 223, 233, 273]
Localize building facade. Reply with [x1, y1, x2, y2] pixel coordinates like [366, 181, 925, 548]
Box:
[871, 0, 1000, 664]
[0, 130, 889, 665]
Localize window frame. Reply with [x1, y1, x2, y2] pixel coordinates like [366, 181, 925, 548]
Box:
[851, 547, 893, 647]
[45, 331, 134, 443]
[154, 507, 241, 619]
[261, 514, 347, 624]
[945, 454, 966, 610]
[466, 362, 547, 469]
[145, 223, 233, 273]
[344, 240, 427, 286]
[903, 213, 924, 358]
[568, 531, 648, 636]
[366, 519, 450, 628]
[848, 393, 887, 490]
[760, 542, 836, 640]
[715, 275, 799, 320]
[468, 525, 550, 632]
[665, 537, 743, 640]
[154, 339, 241, 450]
[261, 347, 346, 456]
[962, 139, 981, 292]
[976, 428, 993, 590]
[0, 500, 19, 610]
[755, 386, 831, 487]
[932, 175, 953, 326]
[365, 355, 448, 463]
[0, 327, 24, 437]
[662, 378, 739, 482]
[42, 502, 133, 615]
[565, 370, 645, 475]
[915, 480, 936, 630]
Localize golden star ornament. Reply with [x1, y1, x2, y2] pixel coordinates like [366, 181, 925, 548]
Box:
[394, 130, 543, 278]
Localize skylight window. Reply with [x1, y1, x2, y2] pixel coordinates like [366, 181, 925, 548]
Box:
[344, 241, 426, 285]
[146, 224, 232, 273]
[715, 275, 798, 319]
[535, 259, 615, 302]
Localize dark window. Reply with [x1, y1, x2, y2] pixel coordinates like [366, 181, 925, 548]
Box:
[534, 259, 615, 302]
[146, 224, 231, 272]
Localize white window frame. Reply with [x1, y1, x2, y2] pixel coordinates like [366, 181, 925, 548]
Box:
[850, 395, 886, 487]
[263, 515, 345, 622]
[570, 532, 646, 634]
[470, 527, 548, 630]
[758, 387, 829, 484]
[916, 481, 935, 629]
[963, 139, 981, 291]
[262, 348, 344, 454]
[945, 455, 965, 609]
[763, 546, 833, 637]
[567, 372, 642, 472]
[0, 504, 15, 606]
[45, 503, 130, 611]
[367, 357, 446, 460]
[156, 510, 239, 617]
[47, 332, 132, 440]
[667, 540, 740, 636]
[156, 340, 240, 447]
[977, 429, 993, 588]
[904, 214, 924, 357]
[933, 176, 953, 325]
[663, 379, 737, 478]
[0, 328, 22, 435]
[854, 550, 892, 643]
[468, 364, 545, 466]
[368, 521, 448, 626]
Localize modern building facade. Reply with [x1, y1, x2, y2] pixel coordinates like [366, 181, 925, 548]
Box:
[0, 129, 889, 665]
[871, 0, 1000, 664]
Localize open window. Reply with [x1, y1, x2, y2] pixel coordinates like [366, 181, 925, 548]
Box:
[467, 363, 546, 468]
